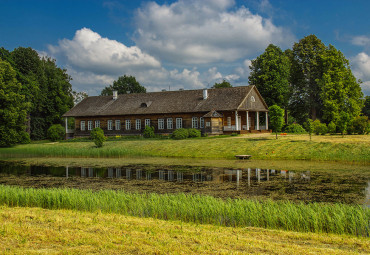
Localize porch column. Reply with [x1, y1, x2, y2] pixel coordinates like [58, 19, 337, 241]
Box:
[235, 111, 239, 131]
[246, 111, 249, 130]
[265, 112, 268, 130]
[65, 117, 68, 139]
[256, 111, 259, 130]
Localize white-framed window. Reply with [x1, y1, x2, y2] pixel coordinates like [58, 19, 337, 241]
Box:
[206, 121, 211, 127]
[192, 117, 198, 128]
[145, 119, 151, 127]
[80, 121, 85, 131]
[95, 120, 100, 128]
[158, 119, 164, 130]
[125, 120, 131, 130]
[115, 120, 121, 130]
[107, 120, 113, 130]
[88, 120, 93, 130]
[227, 117, 231, 127]
[176, 118, 182, 129]
[136, 119, 141, 130]
[200, 117, 204, 128]
[167, 118, 173, 129]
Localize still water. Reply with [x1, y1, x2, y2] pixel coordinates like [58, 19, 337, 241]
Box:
[0, 162, 369, 205]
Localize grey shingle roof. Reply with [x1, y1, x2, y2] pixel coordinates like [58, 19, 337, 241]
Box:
[63, 86, 256, 117]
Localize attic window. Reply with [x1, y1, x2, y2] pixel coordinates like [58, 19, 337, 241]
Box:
[251, 96, 256, 102]
[141, 103, 148, 108]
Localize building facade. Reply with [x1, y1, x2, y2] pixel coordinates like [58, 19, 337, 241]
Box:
[63, 86, 270, 137]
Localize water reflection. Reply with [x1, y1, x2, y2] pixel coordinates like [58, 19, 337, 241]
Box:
[0, 162, 368, 205]
[64, 166, 311, 187]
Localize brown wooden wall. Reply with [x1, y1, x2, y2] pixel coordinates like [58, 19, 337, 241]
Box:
[74, 112, 212, 136]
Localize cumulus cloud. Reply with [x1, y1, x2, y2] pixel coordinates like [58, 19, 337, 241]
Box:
[351, 52, 370, 95]
[133, 0, 295, 64]
[48, 27, 161, 75]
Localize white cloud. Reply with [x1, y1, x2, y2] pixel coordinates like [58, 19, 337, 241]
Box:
[133, 0, 295, 64]
[351, 52, 370, 95]
[351, 35, 370, 47]
[48, 27, 161, 75]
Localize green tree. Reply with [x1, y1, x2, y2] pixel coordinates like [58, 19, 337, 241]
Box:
[336, 111, 350, 137]
[304, 119, 314, 141]
[213, 79, 232, 88]
[8, 47, 73, 140]
[363, 96, 370, 117]
[289, 35, 326, 123]
[319, 45, 363, 123]
[249, 44, 291, 110]
[289, 35, 363, 125]
[0, 60, 30, 147]
[101, 75, 146, 96]
[90, 128, 106, 147]
[328, 121, 336, 134]
[268, 105, 285, 139]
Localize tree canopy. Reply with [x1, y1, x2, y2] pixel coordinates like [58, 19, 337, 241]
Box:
[0, 60, 30, 146]
[1, 47, 74, 141]
[212, 79, 232, 88]
[101, 75, 146, 96]
[250, 35, 364, 126]
[249, 44, 290, 108]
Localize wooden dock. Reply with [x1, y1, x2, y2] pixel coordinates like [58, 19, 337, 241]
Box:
[235, 155, 252, 160]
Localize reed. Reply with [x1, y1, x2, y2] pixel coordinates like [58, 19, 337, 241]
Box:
[0, 185, 368, 236]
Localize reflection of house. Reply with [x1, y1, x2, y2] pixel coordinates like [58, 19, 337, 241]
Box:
[63, 86, 270, 137]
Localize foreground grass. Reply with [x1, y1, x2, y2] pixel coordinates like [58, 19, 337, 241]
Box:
[0, 185, 368, 236]
[1, 206, 369, 255]
[0, 134, 369, 163]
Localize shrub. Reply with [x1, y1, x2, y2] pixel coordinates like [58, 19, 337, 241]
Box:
[143, 126, 155, 138]
[187, 128, 201, 138]
[171, 128, 189, 140]
[284, 123, 306, 134]
[349, 116, 369, 134]
[313, 120, 327, 135]
[328, 121, 336, 134]
[19, 131, 31, 144]
[90, 128, 106, 147]
[304, 119, 314, 140]
[47, 124, 65, 141]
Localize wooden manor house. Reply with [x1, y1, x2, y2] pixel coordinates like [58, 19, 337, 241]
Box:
[63, 85, 270, 138]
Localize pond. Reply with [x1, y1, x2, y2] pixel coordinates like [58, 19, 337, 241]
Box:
[0, 161, 369, 205]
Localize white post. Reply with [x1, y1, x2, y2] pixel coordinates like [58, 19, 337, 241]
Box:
[65, 117, 68, 138]
[235, 111, 239, 131]
[265, 112, 268, 130]
[246, 111, 249, 130]
[256, 112, 260, 130]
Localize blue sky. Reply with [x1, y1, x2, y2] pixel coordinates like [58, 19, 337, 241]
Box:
[1, 0, 370, 96]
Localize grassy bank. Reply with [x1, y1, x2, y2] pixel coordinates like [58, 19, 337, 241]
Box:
[1, 206, 369, 254]
[0, 134, 369, 163]
[0, 185, 368, 236]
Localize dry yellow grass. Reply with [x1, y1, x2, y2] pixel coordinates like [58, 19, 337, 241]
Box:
[0, 206, 369, 254]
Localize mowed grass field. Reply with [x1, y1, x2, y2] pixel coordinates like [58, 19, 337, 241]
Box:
[0, 134, 369, 163]
[1, 206, 369, 255]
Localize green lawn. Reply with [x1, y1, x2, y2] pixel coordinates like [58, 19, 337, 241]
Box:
[0, 134, 369, 163]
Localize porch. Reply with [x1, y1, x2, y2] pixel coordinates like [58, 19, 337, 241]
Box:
[222, 110, 270, 133]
